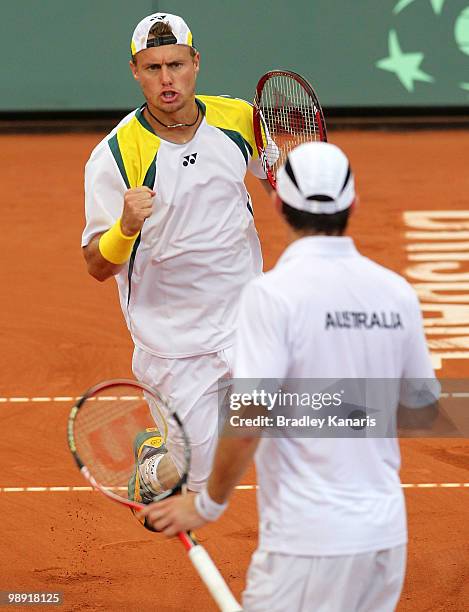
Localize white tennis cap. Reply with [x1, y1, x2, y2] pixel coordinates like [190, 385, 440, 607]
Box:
[277, 142, 355, 214]
[131, 13, 194, 56]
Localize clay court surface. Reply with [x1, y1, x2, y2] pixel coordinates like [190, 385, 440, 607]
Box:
[1, 129, 468, 611]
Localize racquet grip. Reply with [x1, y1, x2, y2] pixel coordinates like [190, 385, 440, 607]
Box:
[188, 545, 242, 611]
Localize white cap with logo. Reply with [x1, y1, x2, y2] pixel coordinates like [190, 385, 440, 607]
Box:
[131, 13, 194, 56]
[276, 142, 355, 214]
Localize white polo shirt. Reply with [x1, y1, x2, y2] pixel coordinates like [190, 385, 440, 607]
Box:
[83, 96, 265, 358]
[234, 236, 438, 556]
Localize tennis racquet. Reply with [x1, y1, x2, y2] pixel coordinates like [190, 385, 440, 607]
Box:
[67, 378, 241, 612]
[253, 69, 328, 188]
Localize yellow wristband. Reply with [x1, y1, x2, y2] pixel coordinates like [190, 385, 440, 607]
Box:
[98, 218, 139, 265]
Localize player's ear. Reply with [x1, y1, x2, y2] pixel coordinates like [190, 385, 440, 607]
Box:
[349, 195, 359, 213]
[193, 51, 200, 74]
[129, 59, 139, 81]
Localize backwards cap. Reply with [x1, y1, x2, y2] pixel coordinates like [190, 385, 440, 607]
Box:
[131, 13, 194, 56]
[277, 142, 355, 214]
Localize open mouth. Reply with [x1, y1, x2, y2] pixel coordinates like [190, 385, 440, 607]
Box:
[161, 91, 178, 103]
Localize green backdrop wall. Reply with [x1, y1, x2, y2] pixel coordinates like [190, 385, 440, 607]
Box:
[2, 0, 469, 111]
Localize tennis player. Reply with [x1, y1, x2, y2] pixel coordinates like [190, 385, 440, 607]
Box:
[140, 142, 440, 611]
[81, 13, 271, 499]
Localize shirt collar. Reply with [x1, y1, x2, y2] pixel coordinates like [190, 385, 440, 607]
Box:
[277, 236, 359, 266]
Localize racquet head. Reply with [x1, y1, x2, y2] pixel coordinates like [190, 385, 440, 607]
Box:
[253, 70, 328, 188]
[67, 380, 243, 610]
[67, 379, 190, 513]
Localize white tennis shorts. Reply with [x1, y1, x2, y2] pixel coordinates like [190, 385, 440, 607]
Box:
[132, 345, 233, 491]
[242, 545, 407, 612]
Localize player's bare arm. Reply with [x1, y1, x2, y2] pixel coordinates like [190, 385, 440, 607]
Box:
[206, 435, 259, 504]
[138, 435, 259, 535]
[82, 235, 123, 282]
[83, 186, 155, 281]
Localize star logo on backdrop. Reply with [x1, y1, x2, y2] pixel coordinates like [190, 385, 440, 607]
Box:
[378, 0, 469, 97]
[393, 0, 447, 15]
[376, 30, 434, 92]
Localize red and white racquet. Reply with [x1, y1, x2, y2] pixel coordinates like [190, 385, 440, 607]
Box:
[253, 70, 328, 188]
[67, 379, 241, 612]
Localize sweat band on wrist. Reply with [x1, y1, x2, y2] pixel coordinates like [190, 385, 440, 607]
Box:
[98, 218, 139, 265]
[195, 487, 228, 522]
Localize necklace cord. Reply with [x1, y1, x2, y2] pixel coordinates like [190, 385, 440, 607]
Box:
[146, 103, 200, 129]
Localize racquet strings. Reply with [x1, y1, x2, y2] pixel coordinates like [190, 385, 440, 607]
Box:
[72, 382, 187, 502]
[256, 74, 323, 179]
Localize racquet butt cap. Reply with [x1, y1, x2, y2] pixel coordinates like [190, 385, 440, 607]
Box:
[277, 142, 355, 215]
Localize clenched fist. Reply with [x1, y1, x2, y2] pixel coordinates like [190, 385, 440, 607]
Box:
[121, 186, 156, 236]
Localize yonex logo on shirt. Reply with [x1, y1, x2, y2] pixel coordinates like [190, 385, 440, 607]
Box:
[183, 153, 198, 167]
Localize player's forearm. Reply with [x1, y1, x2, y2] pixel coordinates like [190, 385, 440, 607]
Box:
[82, 235, 125, 282]
[207, 436, 259, 504]
[82, 192, 152, 282]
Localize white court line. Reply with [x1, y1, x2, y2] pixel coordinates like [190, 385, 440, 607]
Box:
[439, 483, 464, 488]
[0, 396, 140, 403]
[0, 484, 468, 494]
[1, 392, 469, 404]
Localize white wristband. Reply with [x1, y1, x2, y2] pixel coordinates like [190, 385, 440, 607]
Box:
[195, 488, 228, 522]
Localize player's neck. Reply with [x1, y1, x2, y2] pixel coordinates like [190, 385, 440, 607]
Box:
[144, 100, 203, 145]
[287, 227, 345, 244]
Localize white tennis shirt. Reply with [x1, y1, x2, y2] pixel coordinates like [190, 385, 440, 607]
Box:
[234, 236, 438, 556]
[82, 97, 265, 358]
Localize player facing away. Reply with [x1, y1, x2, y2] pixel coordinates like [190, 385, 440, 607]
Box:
[81, 13, 271, 504]
[140, 142, 440, 611]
